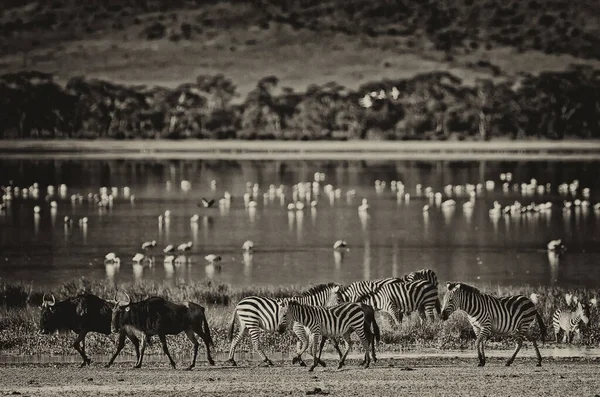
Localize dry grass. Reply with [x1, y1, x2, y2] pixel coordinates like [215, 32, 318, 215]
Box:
[2, 17, 599, 98]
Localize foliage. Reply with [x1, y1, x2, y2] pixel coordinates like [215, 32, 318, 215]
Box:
[1, 66, 600, 140]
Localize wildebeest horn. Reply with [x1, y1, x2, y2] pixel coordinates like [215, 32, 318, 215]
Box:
[118, 292, 131, 306]
[45, 293, 56, 306]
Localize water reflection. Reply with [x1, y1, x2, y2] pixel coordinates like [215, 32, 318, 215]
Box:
[1, 158, 600, 288]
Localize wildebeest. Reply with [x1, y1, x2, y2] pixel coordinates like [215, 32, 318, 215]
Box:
[39, 293, 113, 367]
[106, 294, 214, 369]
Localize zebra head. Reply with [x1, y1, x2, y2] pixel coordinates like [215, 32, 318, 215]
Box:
[577, 302, 590, 326]
[441, 282, 462, 321]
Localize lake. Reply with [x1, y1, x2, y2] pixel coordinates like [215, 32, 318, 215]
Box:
[1, 157, 599, 289]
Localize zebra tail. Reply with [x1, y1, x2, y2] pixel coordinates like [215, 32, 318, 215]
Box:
[435, 298, 441, 315]
[227, 310, 237, 342]
[372, 315, 381, 344]
[202, 308, 215, 347]
[536, 311, 546, 344]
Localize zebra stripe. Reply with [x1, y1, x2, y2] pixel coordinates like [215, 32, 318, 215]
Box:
[552, 302, 590, 344]
[227, 296, 287, 366]
[285, 300, 371, 371]
[353, 279, 440, 326]
[441, 282, 545, 367]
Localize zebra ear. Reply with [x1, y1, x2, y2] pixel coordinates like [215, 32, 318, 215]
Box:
[332, 285, 340, 293]
[447, 282, 459, 291]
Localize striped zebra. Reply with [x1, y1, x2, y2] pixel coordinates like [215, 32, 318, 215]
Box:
[400, 268, 439, 287]
[348, 279, 440, 326]
[227, 296, 288, 366]
[552, 301, 590, 344]
[441, 282, 546, 367]
[287, 283, 344, 367]
[284, 300, 372, 371]
[336, 268, 438, 309]
[285, 283, 379, 367]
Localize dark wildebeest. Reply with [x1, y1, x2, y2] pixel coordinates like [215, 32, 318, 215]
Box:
[106, 294, 214, 369]
[39, 293, 113, 367]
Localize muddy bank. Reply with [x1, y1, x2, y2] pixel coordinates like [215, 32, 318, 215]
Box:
[0, 357, 598, 396]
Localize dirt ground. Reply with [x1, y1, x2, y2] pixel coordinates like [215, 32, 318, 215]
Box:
[1, 357, 599, 397]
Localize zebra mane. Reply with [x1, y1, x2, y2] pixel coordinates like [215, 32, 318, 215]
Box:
[449, 282, 481, 295]
[300, 282, 340, 297]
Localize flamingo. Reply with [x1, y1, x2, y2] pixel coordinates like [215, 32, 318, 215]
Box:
[242, 240, 254, 251]
[199, 198, 215, 208]
[132, 253, 145, 263]
[333, 240, 347, 250]
[205, 254, 222, 264]
[177, 241, 193, 252]
[163, 244, 175, 254]
[141, 240, 157, 250]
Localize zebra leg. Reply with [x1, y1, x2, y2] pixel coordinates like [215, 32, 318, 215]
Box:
[315, 335, 328, 368]
[248, 328, 273, 366]
[227, 326, 247, 366]
[526, 334, 543, 367]
[309, 333, 320, 372]
[338, 333, 352, 369]
[505, 335, 524, 366]
[292, 324, 309, 366]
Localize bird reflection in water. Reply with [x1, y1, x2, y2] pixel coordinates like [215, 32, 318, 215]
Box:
[34, 213, 40, 236]
[547, 251, 560, 284]
[295, 210, 304, 242]
[164, 255, 175, 280]
[243, 251, 253, 280]
[132, 262, 144, 281]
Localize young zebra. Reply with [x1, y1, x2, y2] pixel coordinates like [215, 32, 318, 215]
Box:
[284, 300, 372, 371]
[552, 301, 590, 344]
[441, 282, 546, 367]
[227, 296, 288, 366]
[287, 283, 345, 367]
[350, 279, 440, 326]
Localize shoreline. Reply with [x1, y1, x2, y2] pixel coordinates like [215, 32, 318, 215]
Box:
[1, 139, 600, 160]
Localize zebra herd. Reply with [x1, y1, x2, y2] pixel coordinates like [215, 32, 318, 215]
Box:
[227, 268, 593, 370]
[38, 268, 592, 369]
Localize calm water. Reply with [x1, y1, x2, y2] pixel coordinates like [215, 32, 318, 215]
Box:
[1, 158, 599, 289]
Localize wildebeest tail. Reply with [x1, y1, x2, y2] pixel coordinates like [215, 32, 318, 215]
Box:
[536, 311, 546, 344]
[227, 309, 237, 342]
[201, 307, 214, 347]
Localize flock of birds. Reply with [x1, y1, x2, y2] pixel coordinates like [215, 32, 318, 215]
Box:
[0, 168, 598, 283]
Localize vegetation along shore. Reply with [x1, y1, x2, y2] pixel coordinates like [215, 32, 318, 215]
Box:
[1, 67, 599, 142]
[1, 278, 599, 359]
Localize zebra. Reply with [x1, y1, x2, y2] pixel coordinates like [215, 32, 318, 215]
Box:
[336, 268, 438, 309]
[285, 283, 380, 367]
[227, 296, 288, 367]
[286, 283, 344, 367]
[441, 282, 546, 367]
[399, 268, 438, 287]
[284, 300, 372, 371]
[348, 279, 440, 326]
[552, 301, 590, 344]
[227, 283, 341, 367]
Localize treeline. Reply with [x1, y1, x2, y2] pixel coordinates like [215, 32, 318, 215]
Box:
[1, 66, 599, 140]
